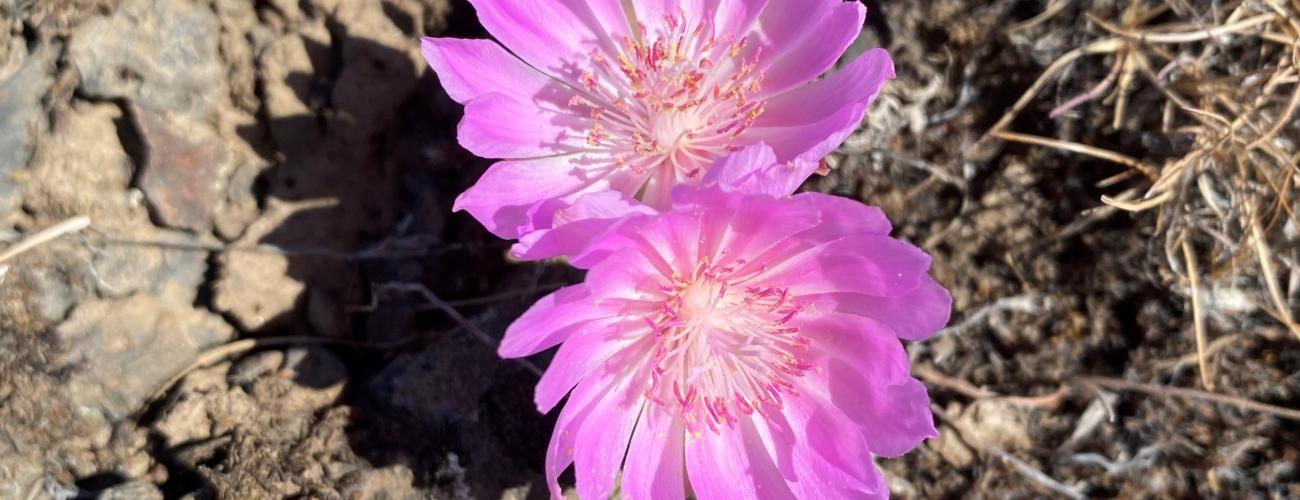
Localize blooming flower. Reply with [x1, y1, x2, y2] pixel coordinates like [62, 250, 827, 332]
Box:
[422, 0, 894, 239]
[498, 146, 951, 499]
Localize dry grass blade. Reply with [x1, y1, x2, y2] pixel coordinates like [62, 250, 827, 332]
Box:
[991, 130, 1160, 180]
[1251, 219, 1300, 339]
[970, 37, 1124, 154]
[1101, 191, 1173, 211]
[0, 216, 91, 265]
[1180, 237, 1213, 389]
[1078, 376, 1300, 422]
[1089, 12, 1278, 44]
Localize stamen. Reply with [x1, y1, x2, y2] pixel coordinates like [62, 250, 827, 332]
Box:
[640, 258, 810, 433]
[565, 8, 768, 187]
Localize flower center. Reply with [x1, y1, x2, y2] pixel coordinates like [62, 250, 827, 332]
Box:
[642, 258, 811, 433]
[571, 9, 768, 182]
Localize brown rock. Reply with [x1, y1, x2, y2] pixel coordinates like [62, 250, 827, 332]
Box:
[55, 295, 236, 421]
[132, 107, 229, 233]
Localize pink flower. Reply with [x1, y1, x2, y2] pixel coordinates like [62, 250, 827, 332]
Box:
[498, 149, 951, 499]
[422, 0, 894, 239]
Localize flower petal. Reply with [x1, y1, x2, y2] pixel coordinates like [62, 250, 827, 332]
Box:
[621, 409, 686, 500]
[420, 37, 552, 104]
[544, 369, 633, 498]
[453, 154, 625, 239]
[799, 313, 938, 456]
[790, 193, 892, 242]
[685, 420, 795, 500]
[747, 49, 895, 163]
[535, 318, 647, 413]
[754, 0, 866, 95]
[573, 390, 643, 499]
[812, 276, 953, 341]
[510, 191, 655, 261]
[458, 93, 591, 158]
[750, 395, 888, 498]
[749, 233, 931, 297]
[833, 362, 936, 457]
[467, 0, 630, 80]
[499, 284, 604, 358]
[699, 143, 816, 198]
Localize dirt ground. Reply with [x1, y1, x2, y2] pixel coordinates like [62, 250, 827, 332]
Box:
[2, 0, 1298, 498]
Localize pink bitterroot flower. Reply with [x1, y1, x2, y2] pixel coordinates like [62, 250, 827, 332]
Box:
[422, 0, 894, 239]
[498, 147, 951, 499]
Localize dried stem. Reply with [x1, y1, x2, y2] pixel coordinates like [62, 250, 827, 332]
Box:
[1180, 236, 1213, 389]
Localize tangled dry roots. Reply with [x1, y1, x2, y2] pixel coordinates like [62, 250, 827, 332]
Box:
[977, 0, 1300, 387]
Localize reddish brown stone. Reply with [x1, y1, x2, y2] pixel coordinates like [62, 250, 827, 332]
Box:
[132, 106, 227, 232]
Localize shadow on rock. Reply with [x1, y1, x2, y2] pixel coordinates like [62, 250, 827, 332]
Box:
[212, 15, 563, 499]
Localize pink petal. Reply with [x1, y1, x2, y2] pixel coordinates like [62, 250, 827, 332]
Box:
[753, 0, 866, 95]
[458, 93, 590, 158]
[792, 192, 892, 238]
[544, 370, 632, 498]
[420, 37, 551, 104]
[688, 0, 768, 36]
[579, 210, 704, 278]
[453, 154, 624, 239]
[749, 233, 932, 297]
[748, 49, 895, 163]
[750, 395, 888, 498]
[637, 161, 686, 211]
[799, 313, 938, 457]
[573, 389, 643, 499]
[761, 49, 895, 124]
[499, 284, 603, 358]
[699, 143, 816, 198]
[833, 363, 936, 457]
[685, 420, 795, 500]
[510, 191, 655, 261]
[621, 409, 686, 500]
[674, 189, 822, 268]
[534, 318, 648, 413]
[467, 0, 631, 80]
[812, 276, 953, 341]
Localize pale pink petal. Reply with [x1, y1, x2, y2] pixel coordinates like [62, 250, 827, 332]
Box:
[578, 210, 704, 277]
[685, 420, 795, 500]
[467, 0, 630, 80]
[699, 143, 816, 198]
[621, 409, 686, 500]
[453, 154, 627, 239]
[573, 389, 643, 499]
[799, 313, 938, 456]
[792, 192, 892, 237]
[678, 0, 767, 36]
[748, 233, 931, 297]
[747, 49, 895, 163]
[569, 235, 676, 294]
[670, 188, 822, 267]
[534, 319, 648, 413]
[510, 191, 655, 261]
[498, 284, 605, 358]
[749, 395, 888, 498]
[458, 93, 590, 158]
[760, 49, 895, 124]
[420, 37, 552, 103]
[811, 276, 953, 341]
[833, 363, 936, 457]
[636, 159, 693, 212]
[753, 0, 866, 95]
[544, 370, 631, 498]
